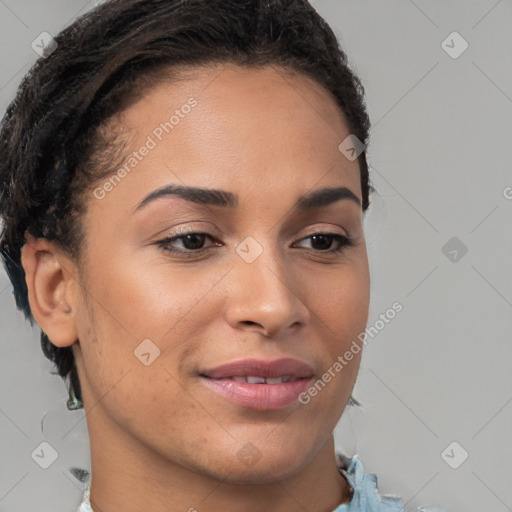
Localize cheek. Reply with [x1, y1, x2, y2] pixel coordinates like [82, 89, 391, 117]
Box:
[306, 258, 370, 343]
[74, 254, 221, 406]
[302, 255, 369, 406]
[76, 294, 199, 432]
[84, 249, 215, 346]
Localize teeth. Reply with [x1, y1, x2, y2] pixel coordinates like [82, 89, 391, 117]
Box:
[266, 376, 289, 384]
[246, 376, 266, 384]
[231, 375, 293, 384]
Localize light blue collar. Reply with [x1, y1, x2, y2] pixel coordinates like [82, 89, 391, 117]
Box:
[334, 453, 404, 511]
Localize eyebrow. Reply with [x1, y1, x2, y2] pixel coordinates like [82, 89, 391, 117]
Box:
[133, 184, 361, 213]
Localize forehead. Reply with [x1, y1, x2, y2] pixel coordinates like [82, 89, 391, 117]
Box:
[121, 62, 353, 151]
[91, 63, 361, 217]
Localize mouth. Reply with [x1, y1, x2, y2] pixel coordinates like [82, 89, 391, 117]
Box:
[199, 358, 314, 410]
[200, 357, 314, 380]
[212, 375, 298, 384]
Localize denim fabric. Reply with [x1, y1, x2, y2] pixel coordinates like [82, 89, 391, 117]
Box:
[334, 453, 404, 511]
[334, 453, 443, 512]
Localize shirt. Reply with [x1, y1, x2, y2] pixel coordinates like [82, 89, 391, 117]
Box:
[74, 453, 443, 512]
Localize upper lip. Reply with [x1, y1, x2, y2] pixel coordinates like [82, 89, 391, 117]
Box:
[201, 358, 314, 379]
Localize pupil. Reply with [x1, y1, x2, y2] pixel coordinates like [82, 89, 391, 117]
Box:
[311, 234, 331, 250]
[183, 234, 205, 250]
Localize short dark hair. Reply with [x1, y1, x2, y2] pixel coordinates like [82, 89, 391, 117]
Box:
[0, 0, 371, 403]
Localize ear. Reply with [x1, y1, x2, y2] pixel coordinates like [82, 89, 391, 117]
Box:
[20, 233, 79, 348]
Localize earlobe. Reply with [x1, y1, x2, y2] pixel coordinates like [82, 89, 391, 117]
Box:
[20, 233, 79, 348]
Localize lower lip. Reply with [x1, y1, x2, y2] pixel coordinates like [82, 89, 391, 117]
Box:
[200, 376, 313, 410]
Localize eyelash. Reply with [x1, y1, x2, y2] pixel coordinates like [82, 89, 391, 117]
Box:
[156, 228, 355, 257]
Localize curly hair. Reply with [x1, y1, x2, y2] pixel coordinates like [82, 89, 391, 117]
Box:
[0, 0, 371, 404]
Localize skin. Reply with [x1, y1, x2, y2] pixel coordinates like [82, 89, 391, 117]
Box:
[21, 63, 370, 512]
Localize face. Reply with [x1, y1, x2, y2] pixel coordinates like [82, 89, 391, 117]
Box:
[70, 63, 370, 483]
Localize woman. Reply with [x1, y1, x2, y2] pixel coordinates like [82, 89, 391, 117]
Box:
[0, 1, 442, 510]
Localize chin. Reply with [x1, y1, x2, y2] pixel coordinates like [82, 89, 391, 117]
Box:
[214, 458, 306, 485]
[217, 440, 314, 484]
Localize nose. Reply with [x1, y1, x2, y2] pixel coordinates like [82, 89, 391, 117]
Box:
[224, 241, 311, 338]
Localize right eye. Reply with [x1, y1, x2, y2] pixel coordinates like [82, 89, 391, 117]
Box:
[156, 230, 222, 255]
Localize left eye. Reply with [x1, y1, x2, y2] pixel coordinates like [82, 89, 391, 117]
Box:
[293, 233, 354, 253]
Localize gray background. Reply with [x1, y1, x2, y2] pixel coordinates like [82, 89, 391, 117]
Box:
[1, 1, 511, 511]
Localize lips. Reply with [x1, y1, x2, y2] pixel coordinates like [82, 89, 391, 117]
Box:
[200, 357, 314, 380]
[199, 358, 314, 410]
